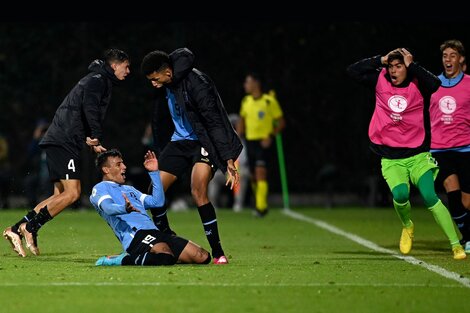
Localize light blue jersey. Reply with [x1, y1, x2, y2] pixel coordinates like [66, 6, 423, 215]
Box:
[90, 171, 164, 251]
[166, 88, 198, 141]
[438, 71, 464, 87]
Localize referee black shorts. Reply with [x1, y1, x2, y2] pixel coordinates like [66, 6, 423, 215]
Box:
[158, 140, 217, 178]
[126, 229, 189, 260]
[245, 139, 271, 172]
[43, 145, 81, 182]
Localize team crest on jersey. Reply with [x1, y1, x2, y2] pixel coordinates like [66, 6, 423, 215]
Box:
[388, 95, 408, 113]
[439, 96, 457, 114]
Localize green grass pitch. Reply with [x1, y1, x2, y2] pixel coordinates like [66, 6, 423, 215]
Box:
[1, 207, 469, 313]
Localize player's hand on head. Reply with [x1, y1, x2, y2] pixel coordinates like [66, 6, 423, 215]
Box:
[398, 48, 413, 67]
[123, 193, 139, 213]
[143, 150, 159, 172]
[382, 49, 399, 65]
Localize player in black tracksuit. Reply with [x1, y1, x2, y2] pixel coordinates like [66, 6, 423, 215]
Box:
[141, 48, 243, 264]
[3, 49, 130, 257]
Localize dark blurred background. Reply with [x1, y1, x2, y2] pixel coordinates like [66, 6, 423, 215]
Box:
[1, 21, 469, 208]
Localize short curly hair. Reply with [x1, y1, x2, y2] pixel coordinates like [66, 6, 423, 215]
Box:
[141, 50, 171, 76]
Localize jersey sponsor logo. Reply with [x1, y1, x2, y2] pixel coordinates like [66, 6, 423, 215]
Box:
[201, 147, 209, 156]
[388, 95, 408, 113]
[439, 96, 457, 114]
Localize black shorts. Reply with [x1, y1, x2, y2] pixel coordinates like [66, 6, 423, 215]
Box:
[433, 150, 470, 193]
[44, 145, 81, 182]
[159, 140, 216, 178]
[126, 229, 189, 259]
[245, 139, 271, 172]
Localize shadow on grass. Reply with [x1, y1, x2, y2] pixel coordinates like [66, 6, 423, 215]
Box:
[382, 239, 449, 252]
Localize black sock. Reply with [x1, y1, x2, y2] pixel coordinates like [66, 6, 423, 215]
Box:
[122, 252, 176, 266]
[447, 190, 470, 240]
[12, 209, 37, 234]
[198, 202, 224, 258]
[25, 206, 53, 234]
[150, 206, 172, 234]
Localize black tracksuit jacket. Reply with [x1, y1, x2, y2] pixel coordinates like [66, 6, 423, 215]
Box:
[40, 60, 119, 156]
[151, 48, 243, 173]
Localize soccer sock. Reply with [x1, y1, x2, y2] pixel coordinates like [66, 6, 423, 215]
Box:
[447, 190, 470, 241]
[393, 200, 412, 228]
[150, 206, 172, 234]
[197, 202, 224, 258]
[428, 200, 461, 247]
[255, 180, 268, 211]
[25, 206, 53, 234]
[122, 252, 176, 266]
[11, 209, 37, 234]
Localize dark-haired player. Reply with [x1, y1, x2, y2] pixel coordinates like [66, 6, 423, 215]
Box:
[90, 149, 210, 266]
[347, 47, 466, 260]
[3, 49, 130, 257]
[140, 48, 243, 264]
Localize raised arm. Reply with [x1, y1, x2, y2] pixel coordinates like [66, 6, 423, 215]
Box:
[346, 55, 383, 88]
[142, 150, 165, 208]
[408, 63, 441, 95]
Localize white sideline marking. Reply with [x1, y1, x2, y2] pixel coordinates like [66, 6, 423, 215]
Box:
[283, 209, 470, 289]
[0, 282, 464, 288]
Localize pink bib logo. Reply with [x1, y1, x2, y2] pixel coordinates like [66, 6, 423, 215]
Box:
[388, 95, 408, 113]
[439, 96, 457, 114]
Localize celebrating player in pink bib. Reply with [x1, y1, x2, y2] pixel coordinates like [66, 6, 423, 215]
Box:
[348, 47, 466, 260]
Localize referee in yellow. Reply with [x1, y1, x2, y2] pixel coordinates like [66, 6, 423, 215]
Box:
[236, 73, 285, 217]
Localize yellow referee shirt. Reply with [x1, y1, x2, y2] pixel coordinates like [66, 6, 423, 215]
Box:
[240, 93, 283, 140]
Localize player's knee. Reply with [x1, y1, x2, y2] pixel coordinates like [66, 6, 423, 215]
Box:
[191, 187, 208, 204]
[200, 250, 211, 264]
[392, 184, 409, 203]
[150, 242, 174, 256]
[64, 189, 81, 203]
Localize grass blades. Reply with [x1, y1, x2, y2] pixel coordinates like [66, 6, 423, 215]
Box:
[1, 207, 469, 313]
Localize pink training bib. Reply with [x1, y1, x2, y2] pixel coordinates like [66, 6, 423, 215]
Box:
[369, 68, 425, 148]
[430, 74, 470, 149]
